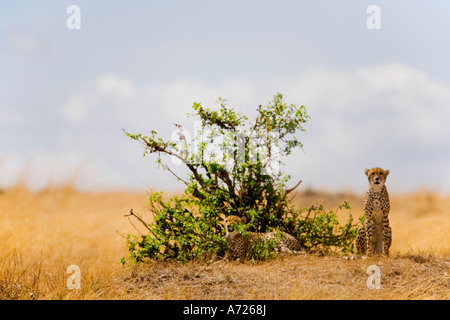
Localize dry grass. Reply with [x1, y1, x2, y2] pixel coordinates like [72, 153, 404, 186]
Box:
[0, 184, 448, 300]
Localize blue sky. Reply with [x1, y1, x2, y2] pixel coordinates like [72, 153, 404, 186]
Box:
[1, 1, 450, 193]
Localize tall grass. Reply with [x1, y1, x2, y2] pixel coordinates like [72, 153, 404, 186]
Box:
[0, 184, 147, 299]
[0, 184, 448, 299]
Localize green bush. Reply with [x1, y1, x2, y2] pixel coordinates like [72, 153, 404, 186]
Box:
[121, 93, 360, 264]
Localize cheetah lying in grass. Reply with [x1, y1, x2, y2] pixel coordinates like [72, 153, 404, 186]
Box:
[223, 215, 304, 259]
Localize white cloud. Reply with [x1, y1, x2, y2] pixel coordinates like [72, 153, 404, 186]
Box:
[97, 74, 136, 97]
[62, 97, 88, 123]
[3, 29, 48, 58]
[0, 152, 129, 191]
[354, 63, 450, 145]
[52, 63, 450, 192]
[0, 113, 27, 125]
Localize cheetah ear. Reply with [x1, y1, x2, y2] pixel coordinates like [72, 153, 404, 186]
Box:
[364, 168, 370, 176]
[385, 170, 390, 176]
[240, 216, 247, 224]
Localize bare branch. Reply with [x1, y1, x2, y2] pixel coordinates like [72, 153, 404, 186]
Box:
[162, 163, 190, 186]
[217, 167, 235, 194]
[124, 209, 156, 237]
[285, 179, 302, 196]
[137, 134, 208, 188]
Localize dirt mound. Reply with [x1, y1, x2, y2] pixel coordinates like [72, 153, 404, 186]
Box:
[122, 253, 449, 299]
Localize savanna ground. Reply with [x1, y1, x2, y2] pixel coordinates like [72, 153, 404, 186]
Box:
[0, 184, 448, 300]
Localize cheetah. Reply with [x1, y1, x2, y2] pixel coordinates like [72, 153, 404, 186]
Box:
[223, 215, 304, 259]
[356, 167, 392, 256]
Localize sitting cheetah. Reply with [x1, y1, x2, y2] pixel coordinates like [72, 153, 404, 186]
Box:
[356, 167, 392, 256]
[223, 215, 304, 259]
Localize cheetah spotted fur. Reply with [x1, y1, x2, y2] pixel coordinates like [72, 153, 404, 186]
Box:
[223, 215, 304, 259]
[356, 167, 392, 256]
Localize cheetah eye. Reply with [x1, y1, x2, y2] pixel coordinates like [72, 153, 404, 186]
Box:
[228, 227, 234, 232]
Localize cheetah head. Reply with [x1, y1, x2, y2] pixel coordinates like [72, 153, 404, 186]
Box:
[223, 215, 247, 239]
[365, 167, 389, 189]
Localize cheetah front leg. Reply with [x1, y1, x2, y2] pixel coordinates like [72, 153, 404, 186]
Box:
[355, 227, 366, 255]
[383, 223, 392, 256]
[381, 208, 391, 255]
[365, 218, 375, 256]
